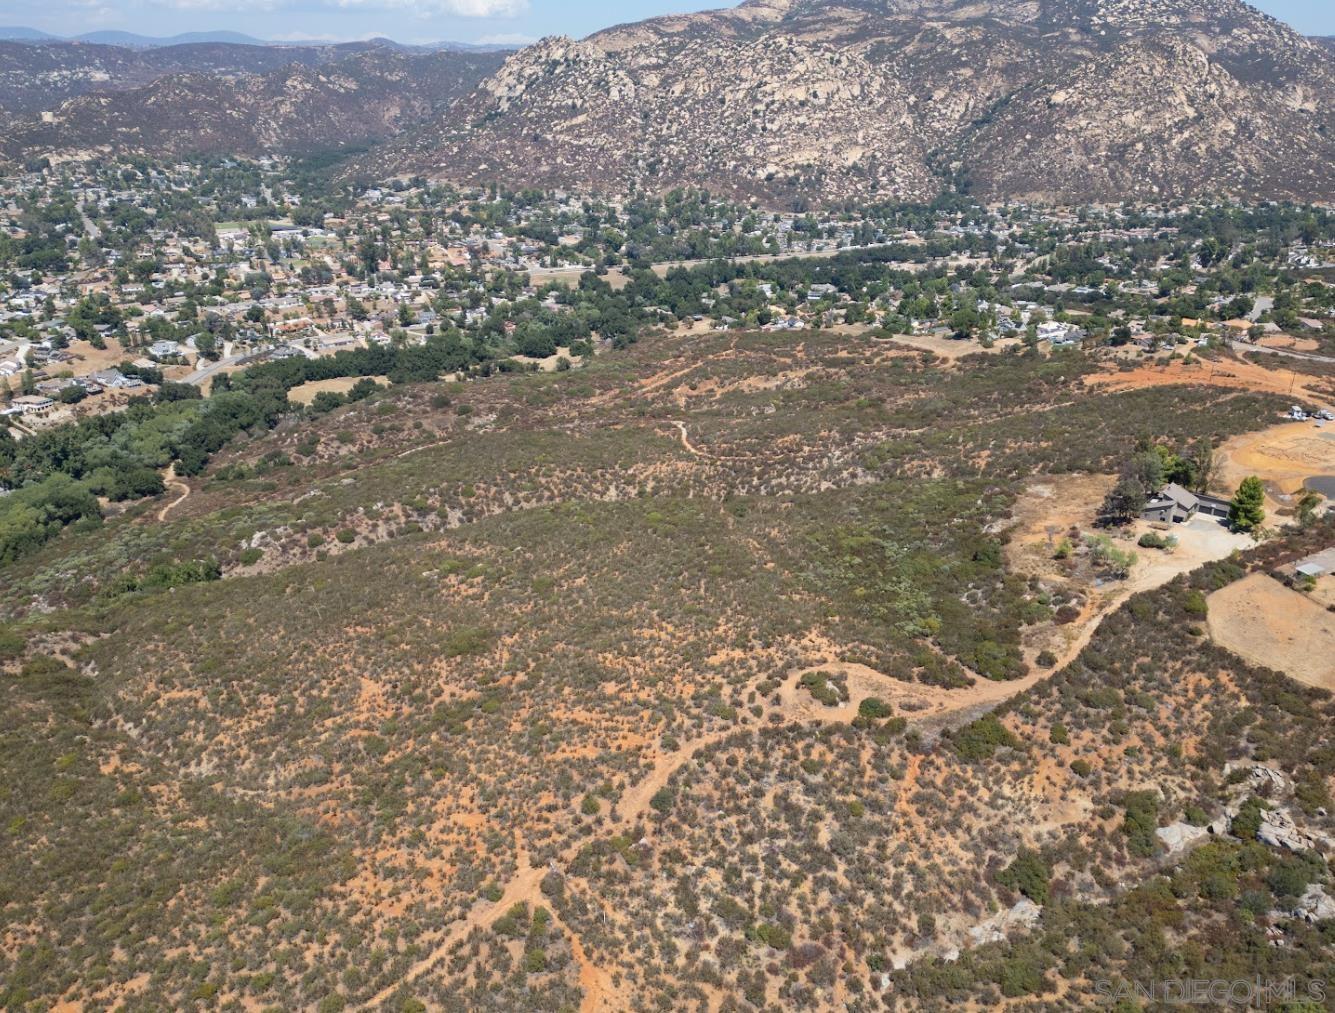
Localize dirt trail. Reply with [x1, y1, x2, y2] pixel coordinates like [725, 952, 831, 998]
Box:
[365, 505, 1237, 1008]
[666, 420, 760, 462]
[395, 438, 449, 460]
[670, 420, 704, 457]
[893, 754, 923, 833]
[568, 927, 623, 1013]
[361, 834, 546, 1010]
[613, 731, 732, 828]
[157, 465, 190, 522]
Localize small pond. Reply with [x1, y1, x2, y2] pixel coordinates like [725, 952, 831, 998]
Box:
[1306, 476, 1335, 498]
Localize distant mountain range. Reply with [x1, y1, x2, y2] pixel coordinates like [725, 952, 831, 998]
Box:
[1, 47, 504, 164]
[2, 1, 1333, 206]
[0, 26, 515, 52]
[0, 42, 504, 162]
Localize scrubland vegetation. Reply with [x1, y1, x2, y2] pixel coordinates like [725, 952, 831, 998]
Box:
[1, 326, 1328, 1010]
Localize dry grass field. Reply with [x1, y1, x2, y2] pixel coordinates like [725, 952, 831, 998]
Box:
[1216, 421, 1335, 510]
[1086, 355, 1332, 402]
[1208, 572, 1335, 690]
[288, 374, 389, 405]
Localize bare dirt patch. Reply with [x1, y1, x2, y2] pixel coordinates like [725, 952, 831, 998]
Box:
[879, 331, 1019, 360]
[511, 347, 579, 372]
[1311, 575, 1335, 610]
[64, 337, 131, 374]
[1004, 474, 1115, 577]
[1208, 573, 1335, 690]
[287, 375, 388, 406]
[1216, 421, 1335, 506]
[1258, 334, 1321, 352]
[1085, 356, 1330, 401]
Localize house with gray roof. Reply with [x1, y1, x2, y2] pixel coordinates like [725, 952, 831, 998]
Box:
[1141, 483, 1232, 524]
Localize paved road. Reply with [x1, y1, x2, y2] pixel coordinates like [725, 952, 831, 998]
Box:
[524, 239, 939, 281]
[1230, 339, 1335, 366]
[183, 351, 260, 386]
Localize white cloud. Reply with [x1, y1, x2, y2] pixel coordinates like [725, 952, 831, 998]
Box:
[475, 31, 536, 44]
[150, 0, 529, 14]
[152, 0, 280, 10]
[331, 0, 530, 14]
[440, 0, 528, 13]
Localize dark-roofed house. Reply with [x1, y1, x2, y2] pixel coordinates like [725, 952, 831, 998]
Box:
[1141, 483, 1232, 524]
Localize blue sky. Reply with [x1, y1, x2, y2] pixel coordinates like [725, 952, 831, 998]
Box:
[6, 0, 1333, 45]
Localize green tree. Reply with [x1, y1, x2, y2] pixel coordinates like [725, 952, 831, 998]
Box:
[1296, 489, 1322, 527]
[997, 849, 1051, 904]
[1100, 476, 1147, 525]
[1229, 476, 1265, 532]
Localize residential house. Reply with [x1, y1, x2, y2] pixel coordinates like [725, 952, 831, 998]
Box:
[1140, 483, 1232, 524]
[91, 369, 145, 390]
[3, 394, 55, 416]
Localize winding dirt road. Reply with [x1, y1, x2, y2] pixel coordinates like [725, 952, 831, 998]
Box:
[359, 508, 1236, 1010]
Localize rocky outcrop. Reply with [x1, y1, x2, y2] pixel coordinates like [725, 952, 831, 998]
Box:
[1280, 884, 1335, 923]
[966, 897, 1042, 946]
[362, 0, 1335, 205]
[1256, 807, 1333, 854]
[1156, 821, 1209, 856]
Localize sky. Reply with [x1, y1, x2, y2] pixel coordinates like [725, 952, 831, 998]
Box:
[4, 0, 1333, 46]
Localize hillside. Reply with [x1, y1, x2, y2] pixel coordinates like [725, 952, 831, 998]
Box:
[3, 320, 1334, 1007]
[0, 40, 388, 117]
[361, 0, 1335, 205]
[0, 48, 505, 164]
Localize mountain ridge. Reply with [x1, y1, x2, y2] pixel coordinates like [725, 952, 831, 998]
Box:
[0, 47, 504, 163]
[0, 26, 518, 51]
[2, 2, 1332, 205]
[355, 0, 1335, 205]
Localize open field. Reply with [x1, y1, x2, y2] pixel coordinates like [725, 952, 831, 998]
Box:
[880, 331, 1021, 360]
[1208, 572, 1335, 689]
[531, 266, 631, 290]
[62, 337, 130, 373]
[1258, 333, 1321, 352]
[1085, 354, 1332, 402]
[1215, 420, 1335, 510]
[287, 374, 388, 405]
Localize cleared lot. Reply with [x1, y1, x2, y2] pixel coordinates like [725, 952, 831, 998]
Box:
[1207, 572, 1335, 690]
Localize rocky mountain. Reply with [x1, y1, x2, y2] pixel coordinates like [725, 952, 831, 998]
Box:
[0, 47, 505, 165]
[360, 0, 1335, 205]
